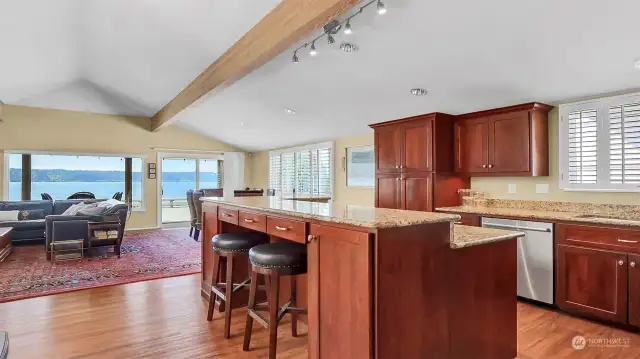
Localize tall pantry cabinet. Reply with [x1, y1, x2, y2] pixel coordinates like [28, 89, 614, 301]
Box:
[370, 113, 469, 211]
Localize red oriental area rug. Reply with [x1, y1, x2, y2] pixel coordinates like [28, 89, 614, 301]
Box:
[0, 229, 201, 303]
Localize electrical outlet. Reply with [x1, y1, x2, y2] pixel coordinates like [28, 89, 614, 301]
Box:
[536, 184, 549, 194]
[508, 184, 517, 194]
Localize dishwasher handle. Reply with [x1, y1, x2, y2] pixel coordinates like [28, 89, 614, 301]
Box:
[483, 223, 552, 233]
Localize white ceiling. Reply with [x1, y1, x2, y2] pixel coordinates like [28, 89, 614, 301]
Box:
[0, 0, 281, 116]
[3, 0, 640, 152]
[175, 0, 640, 151]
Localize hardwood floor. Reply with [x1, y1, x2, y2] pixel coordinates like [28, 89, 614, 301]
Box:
[0, 274, 638, 359]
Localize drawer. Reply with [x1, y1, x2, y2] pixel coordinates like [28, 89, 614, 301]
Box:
[267, 216, 307, 244]
[238, 211, 267, 232]
[557, 223, 640, 253]
[218, 207, 239, 225]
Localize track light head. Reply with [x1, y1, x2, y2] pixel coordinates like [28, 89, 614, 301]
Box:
[344, 20, 353, 35]
[377, 0, 387, 14]
[309, 41, 318, 56]
[292, 51, 299, 64]
[327, 34, 335, 45]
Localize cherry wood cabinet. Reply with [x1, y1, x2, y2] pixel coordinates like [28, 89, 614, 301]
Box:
[556, 244, 628, 324]
[401, 173, 433, 212]
[629, 254, 640, 327]
[454, 119, 488, 173]
[457, 213, 481, 226]
[375, 174, 402, 209]
[374, 125, 402, 173]
[201, 202, 219, 297]
[371, 113, 468, 211]
[454, 102, 551, 176]
[308, 224, 371, 359]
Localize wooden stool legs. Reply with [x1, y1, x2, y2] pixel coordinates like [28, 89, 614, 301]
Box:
[243, 266, 307, 359]
[206, 251, 250, 339]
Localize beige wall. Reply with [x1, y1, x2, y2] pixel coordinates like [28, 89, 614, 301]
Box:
[248, 133, 375, 206]
[472, 102, 640, 205]
[0, 105, 239, 229]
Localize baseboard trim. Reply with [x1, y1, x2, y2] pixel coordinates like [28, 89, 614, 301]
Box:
[125, 227, 160, 233]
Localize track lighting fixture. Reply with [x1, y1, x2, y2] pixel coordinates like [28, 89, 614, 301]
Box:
[327, 34, 335, 45]
[309, 41, 317, 56]
[344, 20, 352, 35]
[291, 0, 386, 65]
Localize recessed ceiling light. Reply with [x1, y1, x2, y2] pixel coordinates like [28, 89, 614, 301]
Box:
[410, 88, 428, 96]
[285, 108, 296, 115]
[634, 59, 640, 69]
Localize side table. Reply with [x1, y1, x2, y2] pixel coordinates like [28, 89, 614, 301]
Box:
[0, 228, 12, 262]
[88, 221, 122, 258]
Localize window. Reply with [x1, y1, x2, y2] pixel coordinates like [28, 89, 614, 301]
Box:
[346, 145, 374, 187]
[559, 92, 640, 191]
[268, 142, 333, 196]
[4, 152, 145, 209]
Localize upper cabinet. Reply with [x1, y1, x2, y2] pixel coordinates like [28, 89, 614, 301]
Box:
[370, 113, 467, 211]
[454, 103, 552, 177]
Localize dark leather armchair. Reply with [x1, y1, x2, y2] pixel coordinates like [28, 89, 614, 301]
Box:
[41, 193, 53, 200]
[186, 190, 198, 239]
[67, 192, 96, 200]
[112, 192, 123, 201]
[192, 190, 205, 241]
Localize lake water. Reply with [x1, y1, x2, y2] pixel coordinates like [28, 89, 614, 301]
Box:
[8, 181, 219, 201]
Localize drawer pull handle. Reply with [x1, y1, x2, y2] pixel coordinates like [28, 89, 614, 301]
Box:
[275, 226, 289, 231]
[222, 213, 232, 217]
[617, 239, 638, 244]
[244, 219, 255, 223]
[619, 260, 625, 266]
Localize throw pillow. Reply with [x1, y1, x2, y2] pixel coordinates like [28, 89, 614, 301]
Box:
[62, 203, 83, 216]
[0, 211, 19, 221]
[17, 209, 45, 221]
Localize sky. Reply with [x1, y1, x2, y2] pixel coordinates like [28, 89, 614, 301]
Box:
[9, 154, 219, 173]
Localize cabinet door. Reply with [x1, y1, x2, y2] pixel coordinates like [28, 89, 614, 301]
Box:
[375, 126, 402, 173]
[401, 173, 433, 212]
[308, 224, 372, 359]
[401, 120, 432, 172]
[556, 244, 628, 324]
[629, 254, 640, 327]
[375, 174, 401, 209]
[201, 204, 219, 295]
[454, 119, 489, 173]
[488, 111, 531, 173]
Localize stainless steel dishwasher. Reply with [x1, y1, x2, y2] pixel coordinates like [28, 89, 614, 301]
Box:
[481, 217, 554, 304]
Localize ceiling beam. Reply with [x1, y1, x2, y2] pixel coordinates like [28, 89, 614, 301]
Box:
[151, 0, 360, 131]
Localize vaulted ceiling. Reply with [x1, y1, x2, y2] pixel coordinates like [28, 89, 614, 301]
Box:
[3, 0, 640, 152]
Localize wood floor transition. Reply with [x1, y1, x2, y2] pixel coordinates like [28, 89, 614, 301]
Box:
[0, 274, 638, 359]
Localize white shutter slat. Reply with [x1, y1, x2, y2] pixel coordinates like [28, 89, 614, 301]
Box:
[610, 102, 640, 184]
[568, 108, 598, 184]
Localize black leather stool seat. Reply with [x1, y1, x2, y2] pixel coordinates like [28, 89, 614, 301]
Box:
[212, 232, 270, 252]
[249, 242, 307, 275]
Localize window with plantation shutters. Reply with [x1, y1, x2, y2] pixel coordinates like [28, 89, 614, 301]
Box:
[268, 142, 333, 196]
[609, 102, 640, 184]
[567, 108, 598, 184]
[560, 93, 640, 191]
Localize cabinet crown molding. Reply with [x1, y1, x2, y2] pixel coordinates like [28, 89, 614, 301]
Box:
[369, 112, 454, 129]
[457, 102, 553, 120]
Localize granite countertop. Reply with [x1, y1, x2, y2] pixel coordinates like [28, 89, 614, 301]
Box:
[437, 199, 640, 228]
[201, 196, 460, 229]
[451, 225, 523, 249]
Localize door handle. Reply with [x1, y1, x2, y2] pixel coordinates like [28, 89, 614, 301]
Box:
[617, 239, 638, 244]
[631, 262, 636, 268]
[308, 235, 318, 243]
[488, 164, 493, 168]
[482, 165, 487, 168]
[619, 260, 625, 266]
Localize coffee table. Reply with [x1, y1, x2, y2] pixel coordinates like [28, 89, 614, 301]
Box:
[0, 228, 12, 262]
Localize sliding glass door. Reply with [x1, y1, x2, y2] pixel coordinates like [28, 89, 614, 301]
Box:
[159, 156, 222, 225]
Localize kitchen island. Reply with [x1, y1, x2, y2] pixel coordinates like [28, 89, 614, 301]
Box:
[200, 196, 523, 359]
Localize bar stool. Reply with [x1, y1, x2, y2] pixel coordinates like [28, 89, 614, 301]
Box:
[207, 232, 269, 338]
[243, 242, 308, 359]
